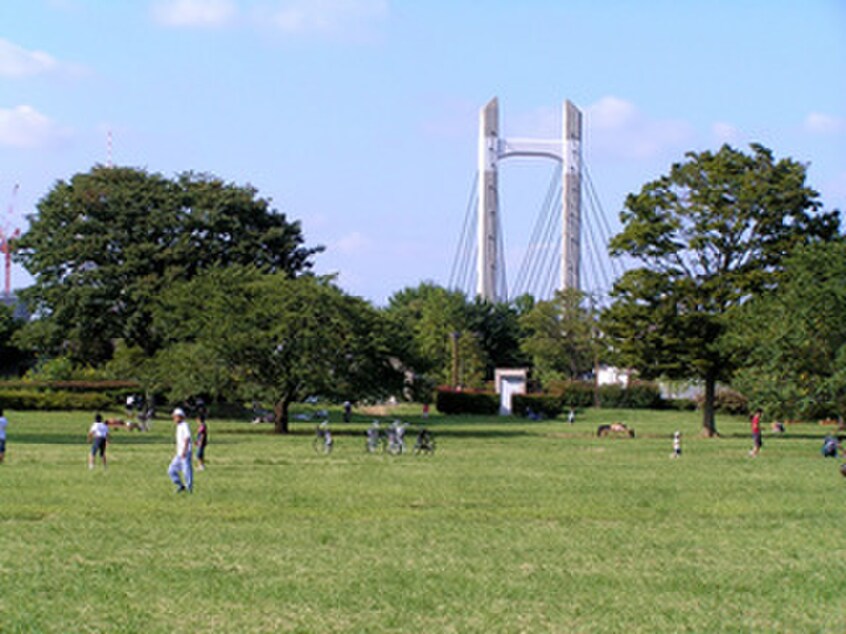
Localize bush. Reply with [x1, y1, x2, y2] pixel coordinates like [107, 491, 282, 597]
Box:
[696, 387, 749, 416]
[435, 388, 498, 415]
[546, 380, 596, 408]
[666, 398, 697, 411]
[0, 389, 112, 411]
[512, 394, 564, 419]
[621, 381, 664, 409]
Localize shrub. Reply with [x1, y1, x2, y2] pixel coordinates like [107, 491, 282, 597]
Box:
[546, 380, 596, 408]
[620, 381, 664, 409]
[512, 394, 564, 419]
[435, 388, 498, 415]
[0, 389, 112, 411]
[695, 387, 749, 416]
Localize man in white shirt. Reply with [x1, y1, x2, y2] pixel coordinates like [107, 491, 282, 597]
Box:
[0, 407, 8, 464]
[87, 413, 109, 470]
[167, 408, 193, 493]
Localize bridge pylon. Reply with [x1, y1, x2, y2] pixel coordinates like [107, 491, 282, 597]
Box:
[476, 98, 582, 303]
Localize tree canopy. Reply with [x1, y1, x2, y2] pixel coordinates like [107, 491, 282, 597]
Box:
[15, 166, 322, 364]
[729, 242, 846, 421]
[152, 267, 401, 433]
[602, 143, 840, 435]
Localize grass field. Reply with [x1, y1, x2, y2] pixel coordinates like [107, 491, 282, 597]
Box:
[1, 406, 845, 633]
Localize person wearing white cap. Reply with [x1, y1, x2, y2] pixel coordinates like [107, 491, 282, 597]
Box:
[167, 407, 193, 493]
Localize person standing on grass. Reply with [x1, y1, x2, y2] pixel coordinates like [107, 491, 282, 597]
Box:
[749, 408, 763, 457]
[168, 408, 193, 493]
[87, 413, 109, 470]
[0, 408, 8, 464]
[195, 413, 209, 471]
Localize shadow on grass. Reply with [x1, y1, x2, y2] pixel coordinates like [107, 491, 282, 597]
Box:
[11, 432, 169, 446]
[216, 421, 536, 440]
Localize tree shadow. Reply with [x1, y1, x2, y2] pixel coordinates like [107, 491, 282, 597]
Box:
[11, 432, 168, 446]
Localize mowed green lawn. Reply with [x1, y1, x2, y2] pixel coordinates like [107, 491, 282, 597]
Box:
[1, 407, 845, 633]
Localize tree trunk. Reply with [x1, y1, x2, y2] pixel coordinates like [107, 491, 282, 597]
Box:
[702, 368, 718, 437]
[273, 398, 290, 434]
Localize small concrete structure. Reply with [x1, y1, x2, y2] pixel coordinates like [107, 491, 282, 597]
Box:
[494, 368, 528, 416]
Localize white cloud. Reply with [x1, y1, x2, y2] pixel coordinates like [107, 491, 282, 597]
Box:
[152, 0, 238, 28]
[0, 105, 71, 149]
[804, 112, 845, 135]
[585, 96, 694, 160]
[0, 38, 87, 78]
[0, 38, 60, 78]
[255, 0, 388, 37]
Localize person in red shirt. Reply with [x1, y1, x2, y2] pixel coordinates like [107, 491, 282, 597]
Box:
[749, 408, 763, 457]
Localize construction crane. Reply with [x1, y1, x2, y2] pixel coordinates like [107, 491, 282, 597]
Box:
[1, 184, 20, 298]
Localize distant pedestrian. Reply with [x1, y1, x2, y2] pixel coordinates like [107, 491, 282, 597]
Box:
[422, 402, 430, 419]
[568, 408, 576, 424]
[343, 400, 352, 423]
[196, 413, 209, 471]
[749, 408, 763, 457]
[0, 407, 8, 464]
[168, 408, 193, 493]
[671, 430, 682, 458]
[88, 413, 109, 470]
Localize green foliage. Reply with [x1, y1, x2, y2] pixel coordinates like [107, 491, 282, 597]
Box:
[511, 393, 564, 418]
[519, 288, 598, 386]
[14, 166, 322, 364]
[0, 389, 111, 410]
[694, 387, 749, 416]
[434, 388, 498, 415]
[0, 301, 29, 376]
[729, 242, 846, 420]
[603, 143, 840, 435]
[385, 283, 487, 386]
[547, 379, 597, 408]
[153, 267, 402, 432]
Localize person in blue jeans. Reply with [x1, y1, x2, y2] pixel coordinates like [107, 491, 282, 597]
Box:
[168, 408, 193, 493]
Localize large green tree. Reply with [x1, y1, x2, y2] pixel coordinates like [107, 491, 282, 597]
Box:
[729, 242, 846, 421]
[520, 288, 598, 386]
[0, 302, 29, 376]
[15, 166, 321, 364]
[384, 283, 484, 387]
[153, 267, 401, 433]
[603, 144, 839, 436]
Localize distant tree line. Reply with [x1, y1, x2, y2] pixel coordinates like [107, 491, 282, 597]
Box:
[3, 144, 843, 435]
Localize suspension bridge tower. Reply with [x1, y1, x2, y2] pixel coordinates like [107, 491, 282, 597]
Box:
[476, 97, 582, 303]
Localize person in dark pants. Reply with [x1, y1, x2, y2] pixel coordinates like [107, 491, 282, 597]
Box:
[196, 414, 209, 471]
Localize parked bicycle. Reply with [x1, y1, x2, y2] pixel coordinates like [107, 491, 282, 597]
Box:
[386, 420, 408, 455]
[413, 427, 436, 455]
[313, 421, 333, 455]
[365, 420, 385, 453]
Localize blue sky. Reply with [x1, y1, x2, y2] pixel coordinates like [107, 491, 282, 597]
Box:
[1, 0, 844, 305]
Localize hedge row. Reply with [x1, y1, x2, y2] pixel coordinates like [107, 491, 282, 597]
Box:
[512, 394, 563, 418]
[546, 380, 664, 410]
[435, 389, 499, 415]
[0, 390, 112, 411]
[436, 382, 665, 417]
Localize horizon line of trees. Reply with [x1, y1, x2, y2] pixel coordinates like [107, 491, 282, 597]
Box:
[1, 143, 843, 435]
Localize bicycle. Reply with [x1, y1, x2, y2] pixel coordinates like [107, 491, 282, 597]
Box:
[386, 420, 407, 455]
[365, 422, 385, 453]
[413, 428, 436, 455]
[312, 423, 333, 455]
